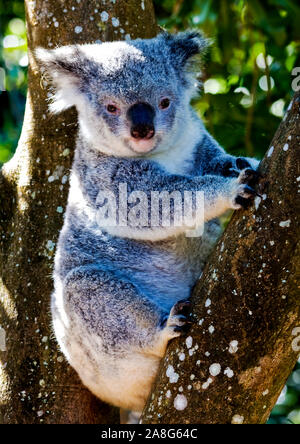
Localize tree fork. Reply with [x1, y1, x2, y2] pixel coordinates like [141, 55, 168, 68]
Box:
[141, 93, 300, 424]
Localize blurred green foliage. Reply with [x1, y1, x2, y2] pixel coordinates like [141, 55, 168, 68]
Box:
[154, 0, 300, 160]
[0, 0, 299, 424]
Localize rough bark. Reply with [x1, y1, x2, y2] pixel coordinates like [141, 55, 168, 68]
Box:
[0, 0, 157, 424]
[141, 93, 300, 424]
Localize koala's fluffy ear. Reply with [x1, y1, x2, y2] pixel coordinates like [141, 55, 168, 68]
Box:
[162, 30, 209, 70]
[35, 45, 85, 113]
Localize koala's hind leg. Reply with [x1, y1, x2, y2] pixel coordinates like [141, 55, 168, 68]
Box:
[61, 266, 192, 354]
[54, 266, 192, 410]
[61, 265, 167, 353]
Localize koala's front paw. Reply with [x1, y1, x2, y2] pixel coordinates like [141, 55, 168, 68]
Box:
[231, 168, 261, 210]
[236, 157, 260, 172]
[162, 300, 193, 338]
[223, 157, 260, 177]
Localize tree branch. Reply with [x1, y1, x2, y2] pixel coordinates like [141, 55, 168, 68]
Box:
[141, 93, 300, 424]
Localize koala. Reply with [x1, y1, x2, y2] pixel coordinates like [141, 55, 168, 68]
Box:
[36, 31, 260, 416]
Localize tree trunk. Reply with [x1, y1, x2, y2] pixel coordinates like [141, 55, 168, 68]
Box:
[0, 0, 157, 424]
[141, 93, 300, 424]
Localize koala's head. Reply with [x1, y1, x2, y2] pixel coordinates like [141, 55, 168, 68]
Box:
[36, 32, 208, 157]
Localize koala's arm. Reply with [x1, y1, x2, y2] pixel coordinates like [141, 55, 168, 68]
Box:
[89, 156, 259, 240]
[196, 130, 260, 177]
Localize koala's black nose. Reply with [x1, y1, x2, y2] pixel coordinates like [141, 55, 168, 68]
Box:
[131, 124, 155, 140]
[128, 103, 155, 140]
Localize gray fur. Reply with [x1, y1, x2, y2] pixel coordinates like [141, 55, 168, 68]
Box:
[36, 32, 259, 412]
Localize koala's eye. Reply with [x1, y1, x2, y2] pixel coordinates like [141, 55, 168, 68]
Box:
[159, 98, 171, 110]
[106, 104, 119, 114]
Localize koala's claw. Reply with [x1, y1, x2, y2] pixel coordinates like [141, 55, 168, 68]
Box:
[236, 157, 251, 170]
[228, 169, 240, 178]
[173, 324, 192, 334]
[168, 314, 193, 335]
[222, 160, 239, 177]
[234, 195, 253, 209]
[238, 168, 261, 186]
[172, 299, 192, 316]
[231, 168, 261, 210]
[243, 184, 258, 196]
[164, 299, 193, 337]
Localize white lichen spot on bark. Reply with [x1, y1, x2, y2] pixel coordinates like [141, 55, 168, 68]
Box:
[62, 148, 70, 157]
[111, 17, 120, 27]
[166, 390, 172, 399]
[229, 340, 239, 354]
[279, 220, 291, 228]
[209, 363, 221, 377]
[255, 196, 261, 210]
[202, 377, 213, 390]
[205, 298, 211, 308]
[0, 327, 6, 351]
[46, 240, 55, 251]
[232, 414, 244, 424]
[224, 367, 234, 378]
[101, 11, 109, 22]
[186, 336, 193, 349]
[174, 394, 187, 411]
[166, 365, 179, 383]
